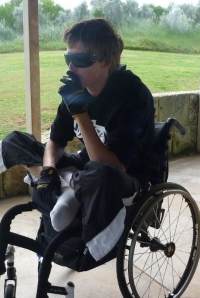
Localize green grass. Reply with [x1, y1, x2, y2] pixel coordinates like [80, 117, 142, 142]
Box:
[120, 23, 200, 54]
[0, 50, 199, 138]
[122, 50, 200, 91]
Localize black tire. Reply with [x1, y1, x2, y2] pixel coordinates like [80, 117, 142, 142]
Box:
[4, 284, 16, 298]
[117, 183, 200, 298]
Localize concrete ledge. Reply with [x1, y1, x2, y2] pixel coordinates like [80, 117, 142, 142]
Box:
[0, 166, 28, 199]
[154, 90, 200, 155]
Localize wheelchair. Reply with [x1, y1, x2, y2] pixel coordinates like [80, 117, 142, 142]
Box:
[0, 118, 200, 298]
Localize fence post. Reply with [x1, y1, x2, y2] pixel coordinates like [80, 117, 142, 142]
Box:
[197, 92, 200, 152]
[23, 0, 41, 141]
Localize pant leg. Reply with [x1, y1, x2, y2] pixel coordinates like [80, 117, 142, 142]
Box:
[0, 131, 44, 172]
[0, 130, 85, 173]
[71, 161, 139, 243]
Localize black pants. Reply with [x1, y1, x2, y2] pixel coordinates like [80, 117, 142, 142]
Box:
[1, 130, 84, 170]
[1, 131, 138, 243]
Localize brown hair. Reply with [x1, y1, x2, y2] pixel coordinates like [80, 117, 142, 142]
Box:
[63, 18, 123, 72]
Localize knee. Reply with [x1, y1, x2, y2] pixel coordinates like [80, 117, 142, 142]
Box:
[3, 131, 22, 143]
[3, 131, 35, 147]
[84, 161, 139, 194]
[84, 161, 119, 178]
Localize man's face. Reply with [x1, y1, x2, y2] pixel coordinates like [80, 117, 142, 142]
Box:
[66, 42, 110, 93]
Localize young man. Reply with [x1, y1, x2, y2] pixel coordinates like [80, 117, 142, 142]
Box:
[0, 19, 154, 264]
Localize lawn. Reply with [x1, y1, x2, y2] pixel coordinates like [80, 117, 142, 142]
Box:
[0, 50, 199, 138]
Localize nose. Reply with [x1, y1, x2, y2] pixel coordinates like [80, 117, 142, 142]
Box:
[68, 62, 76, 72]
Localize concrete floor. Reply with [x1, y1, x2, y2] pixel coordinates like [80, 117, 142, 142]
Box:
[0, 155, 200, 298]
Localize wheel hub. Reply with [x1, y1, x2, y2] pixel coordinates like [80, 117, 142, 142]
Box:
[164, 242, 176, 257]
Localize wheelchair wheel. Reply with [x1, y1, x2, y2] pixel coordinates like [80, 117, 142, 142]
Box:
[4, 284, 15, 298]
[117, 183, 200, 298]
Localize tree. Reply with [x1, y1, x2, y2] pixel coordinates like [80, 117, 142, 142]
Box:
[179, 4, 197, 25]
[0, 3, 15, 29]
[55, 9, 72, 25]
[73, 2, 90, 21]
[91, 0, 124, 27]
[101, 0, 123, 27]
[90, 0, 106, 18]
[150, 5, 166, 24]
[40, 0, 64, 22]
[139, 4, 154, 20]
[162, 6, 193, 32]
[92, 8, 104, 18]
[122, 0, 139, 24]
[10, 0, 22, 6]
[90, 0, 104, 10]
[13, 4, 23, 34]
[0, 19, 16, 40]
[195, 1, 200, 24]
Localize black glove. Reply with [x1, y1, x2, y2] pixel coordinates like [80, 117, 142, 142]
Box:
[58, 71, 95, 115]
[36, 166, 61, 196]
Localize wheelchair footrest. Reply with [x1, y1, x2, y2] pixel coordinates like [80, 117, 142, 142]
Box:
[48, 285, 67, 295]
[48, 282, 74, 297]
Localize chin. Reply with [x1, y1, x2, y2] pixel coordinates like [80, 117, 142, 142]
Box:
[79, 78, 86, 87]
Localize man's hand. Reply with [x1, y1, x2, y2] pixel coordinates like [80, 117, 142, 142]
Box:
[58, 71, 94, 115]
[36, 166, 61, 196]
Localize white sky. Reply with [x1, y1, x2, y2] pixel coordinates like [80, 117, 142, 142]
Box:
[0, 0, 199, 10]
[53, 0, 200, 10]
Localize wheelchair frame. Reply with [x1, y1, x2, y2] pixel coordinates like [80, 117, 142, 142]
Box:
[0, 118, 200, 298]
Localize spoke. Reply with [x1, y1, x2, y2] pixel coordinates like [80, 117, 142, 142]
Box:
[135, 252, 152, 286]
[134, 248, 151, 263]
[167, 196, 172, 242]
[147, 252, 154, 298]
[166, 256, 182, 280]
[141, 255, 170, 297]
[134, 253, 165, 281]
[174, 252, 187, 267]
[159, 205, 191, 242]
[174, 225, 193, 244]
[134, 251, 150, 256]
[158, 256, 170, 298]
[172, 197, 184, 242]
[171, 257, 175, 291]
[157, 194, 175, 239]
[175, 248, 191, 254]
[155, 251, 167, 297]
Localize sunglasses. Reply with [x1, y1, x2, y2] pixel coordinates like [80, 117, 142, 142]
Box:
[64, 52, 98, 68]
